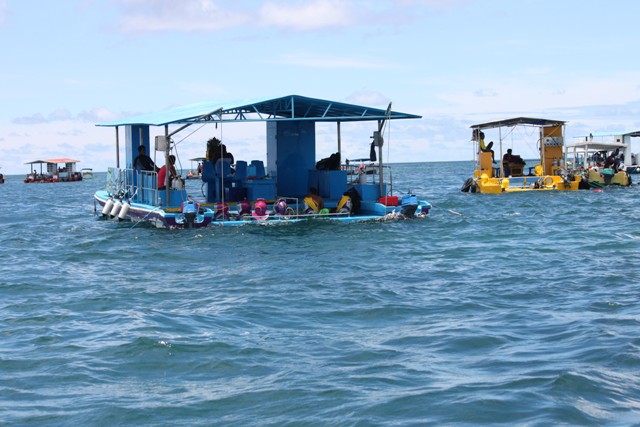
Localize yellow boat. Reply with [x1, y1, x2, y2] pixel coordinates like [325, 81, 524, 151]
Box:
[461, 117, 583, 194]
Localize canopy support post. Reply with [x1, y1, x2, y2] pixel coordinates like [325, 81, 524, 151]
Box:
[115, 126, 120, 168]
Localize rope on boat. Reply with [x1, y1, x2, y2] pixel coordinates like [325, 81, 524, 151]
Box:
[427, 202, 463, 216]
[130, 207, 162, 229]
[173, 123, 206, 147]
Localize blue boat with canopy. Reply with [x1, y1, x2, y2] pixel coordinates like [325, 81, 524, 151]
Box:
[93, 94, 431, 228]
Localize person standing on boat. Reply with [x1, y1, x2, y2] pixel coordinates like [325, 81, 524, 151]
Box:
[604, 152, 621, 172]
[132, 145, 158, 172]
[158, 155, 178, 190]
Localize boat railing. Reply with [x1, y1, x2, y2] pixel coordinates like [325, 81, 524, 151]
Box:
[344, 163, 393, 194]
[106, 167, 158, 205]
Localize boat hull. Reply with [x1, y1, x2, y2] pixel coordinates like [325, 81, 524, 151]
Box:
[583, 168, 631, 187]
[626, 166, 640, 174]
[94, 190, 430, 228]
[94, 191, 214, 228]
[464, 174, 581, 194]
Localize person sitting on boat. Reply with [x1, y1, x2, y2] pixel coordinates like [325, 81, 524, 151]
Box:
[207, 137, 222, 163]
[219, 144, 236, 173]
[604, 154, 614, 168]
[503, 149, 525, 165]
[478, 132, 496, 164]
[304, 187, 324, 214]
[503, 149, 525, 176]
[132, 145, 158, 172]
[613, 148, 625, 170]
[221, 145, 234, 164]
[158, 155, 178, 190]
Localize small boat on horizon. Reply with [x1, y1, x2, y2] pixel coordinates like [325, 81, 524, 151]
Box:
[185, 157, 205, 180]
[24, 158, 83, 183]
[81, 168, 94, 179]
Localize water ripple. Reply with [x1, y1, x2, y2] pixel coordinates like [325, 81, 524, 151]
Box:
[1, 165, 640, 424]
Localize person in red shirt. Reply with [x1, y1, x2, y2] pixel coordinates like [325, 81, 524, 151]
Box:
[158, 155, 178, 190]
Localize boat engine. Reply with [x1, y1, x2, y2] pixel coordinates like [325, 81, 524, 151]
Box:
[181, 200, 198, 228]
[400, 194, 418, 217]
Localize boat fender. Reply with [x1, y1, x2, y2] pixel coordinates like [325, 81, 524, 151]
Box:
[501, 178, 510, 191]
[118, 201, 130, 220]
[461, 178, 474, 192]
[110, 199, 122, 217]
[172, 177, 184, 190]
[102, 198, 114, 216]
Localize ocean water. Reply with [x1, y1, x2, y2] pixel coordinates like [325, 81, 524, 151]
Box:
[1, 161, 640, 426]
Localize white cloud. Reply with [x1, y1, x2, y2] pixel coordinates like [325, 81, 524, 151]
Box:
[0, 0, 6, 25]
[116, 0, 249, 33]
[277, 52, 397, 69]
[345, 90, 390, 108]
[111, 0, 450, 34]
[258, 0, 354, 30]
[436, 71, 640, 117]
[473, 89, 498, 98]
[11, 108, 121, 125]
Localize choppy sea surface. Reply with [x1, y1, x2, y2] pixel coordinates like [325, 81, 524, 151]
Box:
[1, 161, 640, 426]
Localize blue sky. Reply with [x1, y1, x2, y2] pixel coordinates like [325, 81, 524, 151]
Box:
[2, 0, 640, 174]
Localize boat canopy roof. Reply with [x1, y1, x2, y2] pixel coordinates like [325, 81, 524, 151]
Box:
[566, 141, 626, 150]
[189, 157, 206, 162]
[24, 158, 80, 165]
[574, 131, 640, 138]
[97, 94, 421, 127]
[470, 117, 566, 130]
